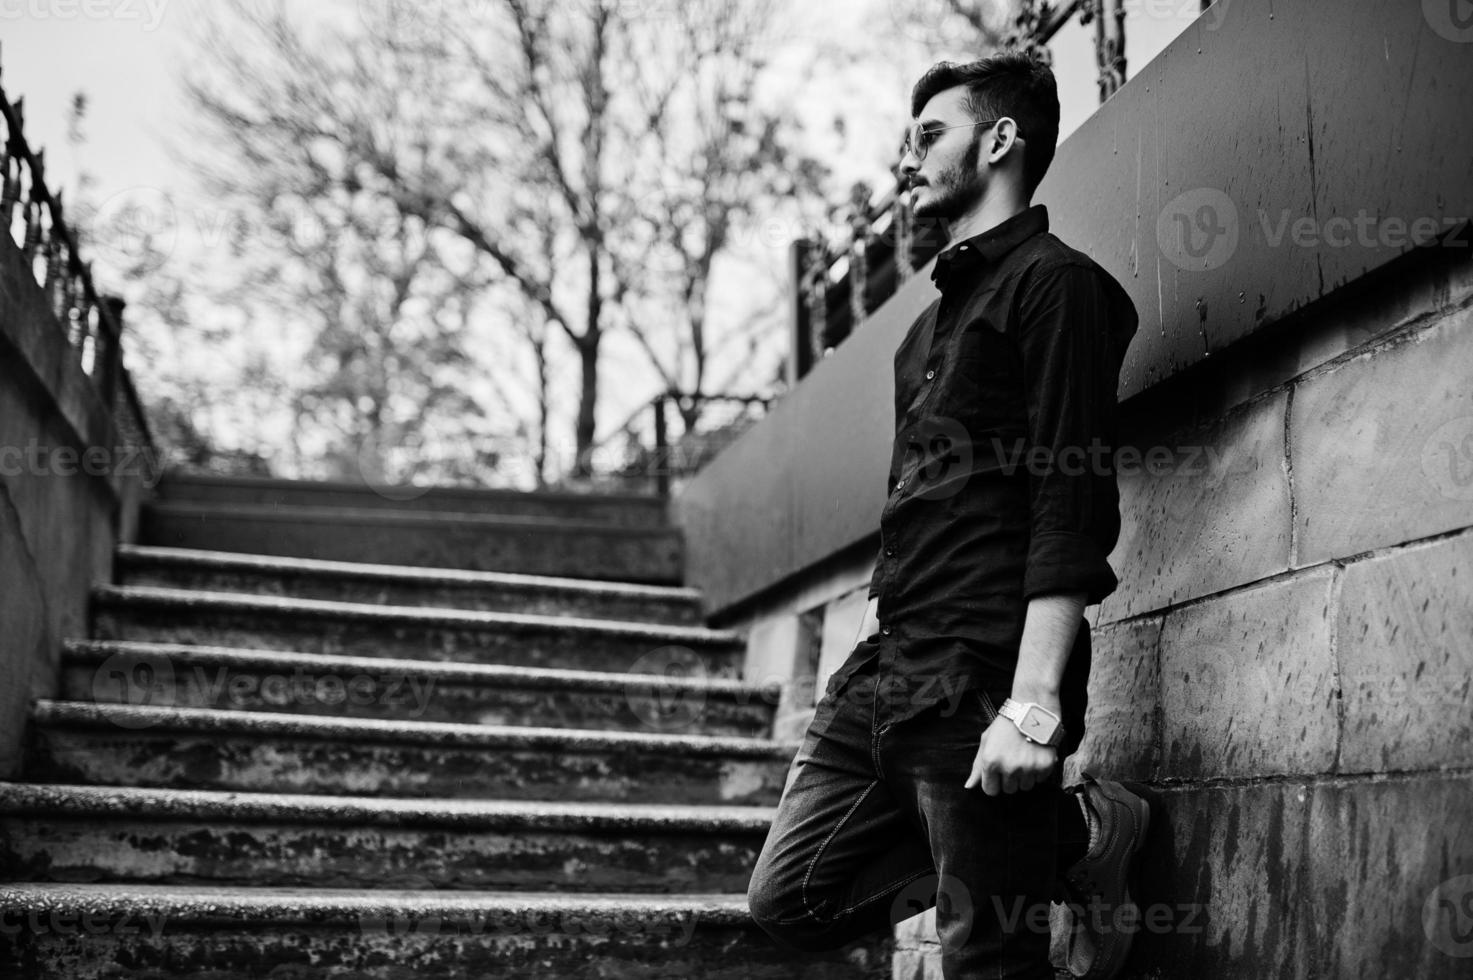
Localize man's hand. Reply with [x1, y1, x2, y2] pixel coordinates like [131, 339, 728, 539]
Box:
[964, 712, 1059, 795]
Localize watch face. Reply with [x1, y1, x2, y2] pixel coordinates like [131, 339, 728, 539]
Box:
[1020, 706, 1059, 742]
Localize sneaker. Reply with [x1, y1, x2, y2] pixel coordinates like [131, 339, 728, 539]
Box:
[1058, 773, 1154, 979]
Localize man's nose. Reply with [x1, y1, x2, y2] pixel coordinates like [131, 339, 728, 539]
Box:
[899, 153, 920, 183]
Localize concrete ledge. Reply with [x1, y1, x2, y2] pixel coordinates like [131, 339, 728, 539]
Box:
[0, 782, 773, 833]
[117, 545, 702, 600]
[30, 700, 795, 760]
[141, 501, 685, 583]
[0, 882, 895, 980]
[153, 471, 671, 526]
[63, 639, 768, 698]
[91, 585, 737, 645]
[0, 882, 756, 922]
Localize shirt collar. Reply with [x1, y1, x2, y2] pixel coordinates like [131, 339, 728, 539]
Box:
[930, 204, 1050, 288]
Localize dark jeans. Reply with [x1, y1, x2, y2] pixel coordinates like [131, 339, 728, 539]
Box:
[747, 642, 1083, 979]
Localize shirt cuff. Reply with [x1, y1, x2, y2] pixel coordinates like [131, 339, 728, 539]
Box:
[1022, 529, 1118, 605]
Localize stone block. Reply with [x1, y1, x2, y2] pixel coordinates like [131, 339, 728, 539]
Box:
[1308, 773, 1473, 978]
[1336, 531, 1473, 773]
[1064, 617, 1162, 786]
[1100, 390, 1291, 623]
[1158, 569, 1337, 778]
[1127, 780, 1316, 978]
[1129, 774, 1473, 978]
[1290, 304, 1473, 564]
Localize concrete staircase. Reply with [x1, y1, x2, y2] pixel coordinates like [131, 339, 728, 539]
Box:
[0, 476, 891, 978]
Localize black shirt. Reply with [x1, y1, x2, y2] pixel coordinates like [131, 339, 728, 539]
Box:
[822, 203, 1139, 729]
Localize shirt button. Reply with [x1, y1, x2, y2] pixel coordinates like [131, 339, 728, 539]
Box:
[881, 626, 892, 635]
[895, 479, 905, 490]
[925, 370, 935, 380]
[885, 547, 895, 556]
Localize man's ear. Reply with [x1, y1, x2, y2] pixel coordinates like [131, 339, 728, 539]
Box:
[987, 118, 1023, 166]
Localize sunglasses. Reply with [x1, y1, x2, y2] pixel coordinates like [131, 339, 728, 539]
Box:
[902, 119, 1006, 162]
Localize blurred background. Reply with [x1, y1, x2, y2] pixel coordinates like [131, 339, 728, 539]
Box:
[2, 0, 1194, 491]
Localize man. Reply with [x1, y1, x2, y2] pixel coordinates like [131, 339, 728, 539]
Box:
[747, 52, 1152, 979]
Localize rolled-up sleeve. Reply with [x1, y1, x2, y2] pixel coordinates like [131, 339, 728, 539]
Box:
[1014, 260, 1125, 605]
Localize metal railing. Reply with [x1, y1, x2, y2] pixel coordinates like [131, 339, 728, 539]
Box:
[788, 0, 1205, 378]
[584, 391, 773, 496]
[1, 53, 154, 460]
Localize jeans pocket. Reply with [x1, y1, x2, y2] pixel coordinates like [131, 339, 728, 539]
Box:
[974, 684, 1000, 725]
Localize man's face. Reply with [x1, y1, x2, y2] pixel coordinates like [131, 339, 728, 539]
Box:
[902, 87, 990, 222]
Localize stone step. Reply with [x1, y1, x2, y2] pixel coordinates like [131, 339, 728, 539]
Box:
[0, 883, 893, 979]
[152, 471, 672, 528]
[114, 545, 705, 625]
[27, 702, 796, 806]
[140, 501, 684, 583]
[63, 640, 777, 737]
[91, 586, 745, 676]
[0, 783, 771, 893]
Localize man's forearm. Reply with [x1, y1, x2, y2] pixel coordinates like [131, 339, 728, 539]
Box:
[1011, 592, 1087, 704]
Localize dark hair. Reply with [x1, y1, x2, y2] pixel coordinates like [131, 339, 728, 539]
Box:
[910, 50, 1060, 196]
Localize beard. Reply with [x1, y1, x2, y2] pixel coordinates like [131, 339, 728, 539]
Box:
[912, 136, 985, 222]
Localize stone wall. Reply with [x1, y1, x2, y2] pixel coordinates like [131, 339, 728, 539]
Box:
[0, 232, 149, 777]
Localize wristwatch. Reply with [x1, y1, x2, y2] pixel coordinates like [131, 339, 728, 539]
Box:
[998, 698, 1065, 748]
